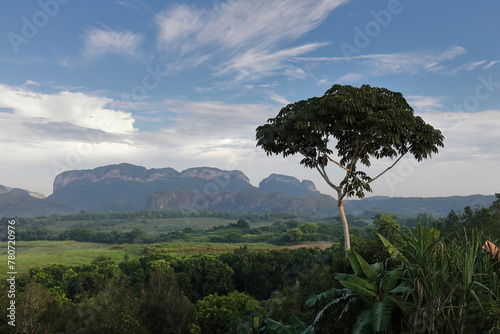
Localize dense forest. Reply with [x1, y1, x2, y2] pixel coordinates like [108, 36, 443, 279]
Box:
[1, 196, 500, 333]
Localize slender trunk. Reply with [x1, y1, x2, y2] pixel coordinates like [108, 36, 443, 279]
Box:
[337, 193, 351, 250]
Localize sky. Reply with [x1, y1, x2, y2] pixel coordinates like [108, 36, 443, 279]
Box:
[0, 0, 499, 199]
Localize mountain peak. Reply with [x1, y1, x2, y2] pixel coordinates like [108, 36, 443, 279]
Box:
[0, 185, 45, 199]
[179, 167, 250, 183]
[53, 163, 179, 191]
[259, 174, 319, 197]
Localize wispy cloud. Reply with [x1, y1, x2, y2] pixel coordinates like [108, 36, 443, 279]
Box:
[268, 94, 290, 106]
[217, 43, 328, 81]
[337, 72, 363, 83]
[406, 95, 447, 112]
[300, 46, 499, 81]
[484, 60, 500, 69]
[353, 46, 467, 76]
[155, 0, 347, 80]
[82, 27, 144, 59]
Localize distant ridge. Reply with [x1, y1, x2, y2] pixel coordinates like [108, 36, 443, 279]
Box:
[47, 163, 324, 213]
[0, 192, 75, 217]
[0, 163, 496, 218]
[345, 194, 496, 217]
[0, 185, 45, 199]
[48, 163, 255, 212]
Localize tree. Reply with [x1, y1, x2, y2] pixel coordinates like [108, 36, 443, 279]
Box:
[140, 266, 194, 334]
[373, 214, 402, 245]
[180, 254, 235, 300]
[192, 291, 258, 334]
[256, 84, 444, 250]
[236, 219, 250, 229]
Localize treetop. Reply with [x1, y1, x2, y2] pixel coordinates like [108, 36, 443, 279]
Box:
[256, 84, 444, 199]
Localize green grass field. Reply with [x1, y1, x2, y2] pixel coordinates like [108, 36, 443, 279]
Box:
[0, 240, 140, 279]
[0, 239, 333, 279]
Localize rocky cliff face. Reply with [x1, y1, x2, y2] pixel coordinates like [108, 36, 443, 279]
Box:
[259, 174, 319, 197]
[48, 163, 256, 211]
[178, 167, 250, 183]
[145, 188, 337, 216]
[53, 163, 251, 191]
[53, 163, 180, 191]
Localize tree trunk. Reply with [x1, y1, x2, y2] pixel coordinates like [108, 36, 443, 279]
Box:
[337, 195, 351, 250]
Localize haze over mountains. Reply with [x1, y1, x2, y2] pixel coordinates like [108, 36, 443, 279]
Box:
[0, 163, 496, 218]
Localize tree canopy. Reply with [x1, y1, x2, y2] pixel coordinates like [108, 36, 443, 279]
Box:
[256, 84, 444, 249]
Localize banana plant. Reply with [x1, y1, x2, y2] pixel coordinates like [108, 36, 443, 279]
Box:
[308, 248, 411, 334]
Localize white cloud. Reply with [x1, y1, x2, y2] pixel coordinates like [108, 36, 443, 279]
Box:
[0, 84, 140, 194]
[269, 94, 290, 105]
[406, 95, 446, 112]
[417, 109, 500, 162]
[0, 84, 136, 135]
[23, 80, 40, 87]
[155, 0, 347, 80]
[82, 27, 144, 59]
[376, 109, 500, 196]
[337, 72, 364, 82]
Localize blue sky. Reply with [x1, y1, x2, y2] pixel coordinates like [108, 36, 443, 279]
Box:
[0, 0, 499, 198]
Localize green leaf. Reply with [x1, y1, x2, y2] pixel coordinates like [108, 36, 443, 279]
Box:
[306, 288, 347, 307]
[311, 290, 354, 325]
[370, 298, 393, 332]
[346, 248, 364, 276]
[347, 248, 380, 282]
[352, 309, 374, 334]
[381, 269, 403, 292]
[389, 281, 412, 296]
[377, 233, 407, 261]
[336, 275, 377, 298]
[289, 315, 315, 334]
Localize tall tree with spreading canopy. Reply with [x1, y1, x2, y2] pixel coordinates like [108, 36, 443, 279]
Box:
[256, 84, 444, 250]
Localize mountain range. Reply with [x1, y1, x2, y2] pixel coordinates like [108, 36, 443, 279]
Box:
[0, 163, 496, 218]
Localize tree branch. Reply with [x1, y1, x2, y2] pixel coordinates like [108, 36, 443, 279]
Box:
[297, 149, 342, 193]
[315, 164, 341, 192]
[361, 152, 407, 186]
[326, 155, 351, 172]
[344, 140, 370, 183]
[338, 140, 374, 202]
